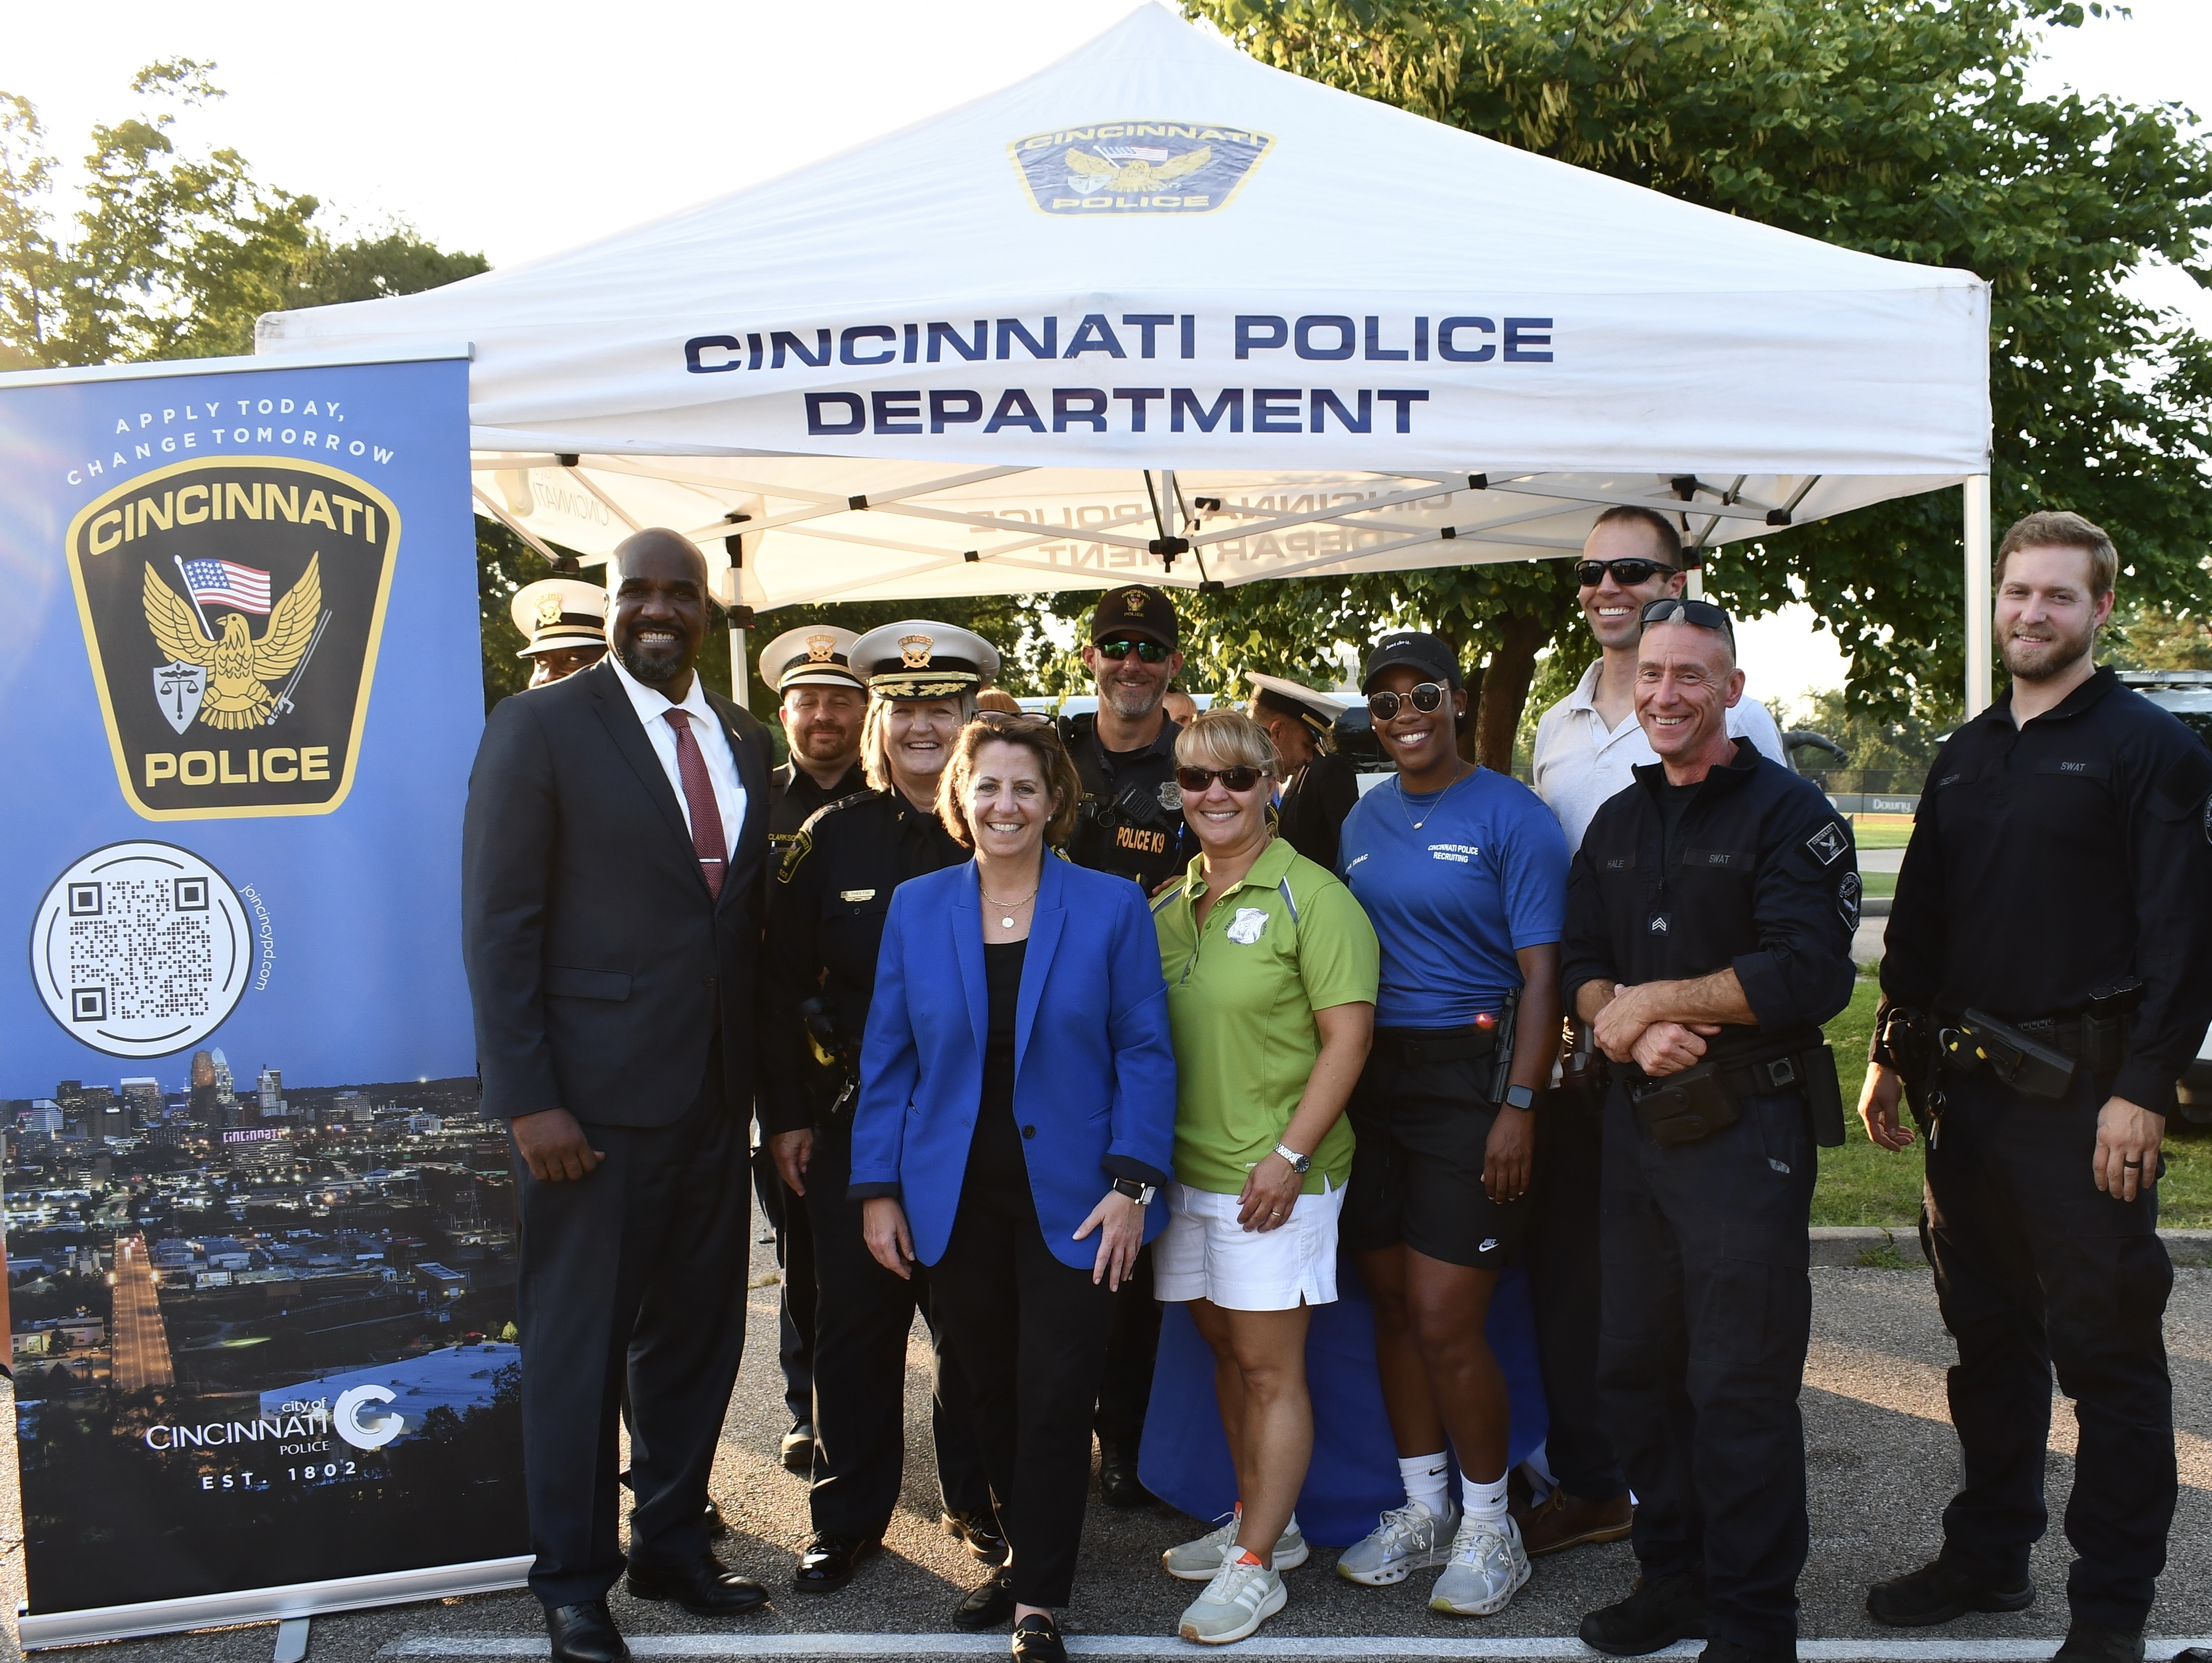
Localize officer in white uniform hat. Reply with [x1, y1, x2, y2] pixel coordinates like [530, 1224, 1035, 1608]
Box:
[511, 577, 609, 688]
[1245, 670, 1361, 873]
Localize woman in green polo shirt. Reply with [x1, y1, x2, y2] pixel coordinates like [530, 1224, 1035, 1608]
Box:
[1150, 708, 1378, 1645]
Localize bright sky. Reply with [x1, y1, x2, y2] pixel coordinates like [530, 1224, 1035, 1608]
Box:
[10, 0, 2207, 710]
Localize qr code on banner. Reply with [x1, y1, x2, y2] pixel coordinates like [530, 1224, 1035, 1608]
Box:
[31, 841, 248, 1057]
[66, 878, 218, 1022]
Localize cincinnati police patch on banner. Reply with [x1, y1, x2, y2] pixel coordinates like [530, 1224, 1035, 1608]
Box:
[64, 457, 401, 820]
[1008, 121, 1274, 216]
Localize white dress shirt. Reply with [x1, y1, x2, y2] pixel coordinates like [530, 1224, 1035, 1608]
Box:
[1531, 656, 1789, 852]
[607, 655, 748, 861]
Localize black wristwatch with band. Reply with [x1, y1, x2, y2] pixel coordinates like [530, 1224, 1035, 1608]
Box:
[1112, 1177, 1157, 1205]
[1502, 1083, 1538, 1111]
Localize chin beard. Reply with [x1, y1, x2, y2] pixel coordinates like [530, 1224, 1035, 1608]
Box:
[1103, 681, 1163, 721]
[2001, 622, 2096, 683]
[619, 639, 687, 687]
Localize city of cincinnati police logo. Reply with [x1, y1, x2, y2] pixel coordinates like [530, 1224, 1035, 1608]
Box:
[806, 632, 837, 662]
[64, 457, 401, 820]
[898, 633, 936, 669]
[1009, 122, 1274, 216]
[29, 841, 250, 1057]
[536, 593, 565, 628]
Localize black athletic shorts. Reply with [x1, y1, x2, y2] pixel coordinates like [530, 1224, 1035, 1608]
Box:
[1340, 1035, 1526, 1269]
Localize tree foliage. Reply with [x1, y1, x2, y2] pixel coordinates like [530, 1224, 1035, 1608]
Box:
[1185, 0, 2212, 732]
[0, 62, 485, 370]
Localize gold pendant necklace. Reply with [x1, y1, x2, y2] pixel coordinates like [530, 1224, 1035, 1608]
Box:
[980, 885, 1037, 930]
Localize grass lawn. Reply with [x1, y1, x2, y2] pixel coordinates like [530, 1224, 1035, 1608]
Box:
[1862, 870, 1896, 899]
[1811, 977, 2212, 1228]
[1845, 813, 1916, 849]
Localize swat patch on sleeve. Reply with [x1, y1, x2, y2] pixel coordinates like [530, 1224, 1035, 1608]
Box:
[1804, 821, 1850, 866]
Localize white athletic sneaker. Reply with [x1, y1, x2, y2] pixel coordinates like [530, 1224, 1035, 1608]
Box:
[1428, 1513, 1532, 1616]
[1333, 1499, 1461, 1586]
[1162, 1513, 1310, 1580]
[1178, 1555, 1287, 1644]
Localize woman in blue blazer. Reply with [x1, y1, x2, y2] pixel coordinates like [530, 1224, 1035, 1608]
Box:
[851, 712, 1176, 1662]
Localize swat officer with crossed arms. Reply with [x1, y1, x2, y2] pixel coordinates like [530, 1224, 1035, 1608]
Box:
[1561, 597, 1859, 1663]
[1860, 511, 2212, 1663]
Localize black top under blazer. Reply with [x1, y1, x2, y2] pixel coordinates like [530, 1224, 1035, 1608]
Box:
[461, 657, 772, 1126]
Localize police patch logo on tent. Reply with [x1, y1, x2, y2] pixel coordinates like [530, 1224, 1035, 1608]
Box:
[1008, 121, 1275, 216]
[65, 457, 402, 821]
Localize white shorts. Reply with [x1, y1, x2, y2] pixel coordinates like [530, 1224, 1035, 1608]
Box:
[1153, 1178, 1344, 1311]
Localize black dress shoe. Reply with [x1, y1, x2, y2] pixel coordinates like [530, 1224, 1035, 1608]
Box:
[943, 1509, 1010, 1565]
[2053, 1622, 2145, 1662]
[545, 1600, 629, 1663]
[1580, 1570, 1708, 1657]
[624, 1555, 770, 1616]
[792, 1531, 879, 1594]
[952, 1569, 1015, 1631]
[1867, 1559, 2035, 1627]
[780, 1423, 815, 1476]
[1011, 1613, 1066, 1663]
[1098, 1448, 1154, 1509]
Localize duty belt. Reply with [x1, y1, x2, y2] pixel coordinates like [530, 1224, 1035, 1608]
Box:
[1938, 1007, 2128, 1100]
[1372, 1024, 1498, 1067]
[1629, 1032, 1845, 1148]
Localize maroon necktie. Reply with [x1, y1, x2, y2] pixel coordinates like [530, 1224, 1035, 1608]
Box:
[663, 710, 727, 899]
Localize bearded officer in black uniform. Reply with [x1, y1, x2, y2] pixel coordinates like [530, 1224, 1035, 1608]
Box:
[760, 621, 1003, 1610]
[1056, 583, 1192, 1508]
[1859, 512, 2212, 1663]
[757, 625, 870, 1478]
[1245, 670, 1360, 873]
[1561, 598, 1858, 1663]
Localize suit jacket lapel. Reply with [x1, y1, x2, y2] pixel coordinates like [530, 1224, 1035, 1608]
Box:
[1015, 857, 1068, 1075]
[951, 860, 989, 1063]
[588, 663, 695, 863]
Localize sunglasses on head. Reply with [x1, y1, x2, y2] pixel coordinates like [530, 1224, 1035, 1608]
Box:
[1574, 557, 1680, 588]
[1096, 638, 1170, 663]
[1639, 597, 1735, 639]
[1176, 764, 1266, 794]
[1365, 682, 1450, 721]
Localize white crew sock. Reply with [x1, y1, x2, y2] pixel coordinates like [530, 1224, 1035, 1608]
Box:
[1462, 1471, 1510, 1523]
[1399, 1452, 1450, 1518]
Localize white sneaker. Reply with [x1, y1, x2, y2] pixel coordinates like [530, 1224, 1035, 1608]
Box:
[1163, 1513, 1310, 1580]
[1428, 1513, 1531, 1616]
[1333, 1499, 1460, 1586]
[1178, 1555, 1287, 1644]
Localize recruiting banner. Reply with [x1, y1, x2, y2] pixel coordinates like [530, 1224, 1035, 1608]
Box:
[0, 351, 527, 1643]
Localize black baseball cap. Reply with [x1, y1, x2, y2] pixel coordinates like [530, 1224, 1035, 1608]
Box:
[1361, 631, 1463, 693]
[1091, 584, 1179, 650]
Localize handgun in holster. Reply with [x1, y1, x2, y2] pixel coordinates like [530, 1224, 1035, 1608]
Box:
[1872, 1003, 1943, 1136]
[1487, 989, 1522, 1106]
[1952, 1009, 2076, 1100]
[1558, 1017, 1609, 1110]
[797, 993, 860, 1116]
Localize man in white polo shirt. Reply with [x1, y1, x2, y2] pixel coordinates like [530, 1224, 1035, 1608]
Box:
[1517, 505, 1790, 1561]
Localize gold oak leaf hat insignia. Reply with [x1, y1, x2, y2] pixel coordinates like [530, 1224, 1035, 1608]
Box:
[851, 619, 1002, 701]
[760, 624, 865, 693]
[1091, 584, 1178, 649]
[511, 577, 609, 657]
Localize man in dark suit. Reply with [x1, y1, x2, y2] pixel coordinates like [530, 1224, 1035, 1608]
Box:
[464, 528, 774, 1663]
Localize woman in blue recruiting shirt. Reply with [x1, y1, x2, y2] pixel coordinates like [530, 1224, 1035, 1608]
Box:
[850, 713, 1178, 1663]
[1331, 632, 1569, 1621]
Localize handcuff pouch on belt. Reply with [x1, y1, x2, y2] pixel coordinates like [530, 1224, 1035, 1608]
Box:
[1630, 1039, 1845, 1148]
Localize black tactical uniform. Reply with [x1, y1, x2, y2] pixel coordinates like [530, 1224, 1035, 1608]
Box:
[762, 787, 993, 1552]
[756, 758, 868, 1441]
[1060, 710, 1193, 891]
[1562, 738, 1858, 1657]
[1873, 666, 2212, 1637]
[1275, 749, 1361, 875]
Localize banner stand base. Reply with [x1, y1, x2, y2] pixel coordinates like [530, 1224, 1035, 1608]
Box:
[15, 1555, 532, 1650]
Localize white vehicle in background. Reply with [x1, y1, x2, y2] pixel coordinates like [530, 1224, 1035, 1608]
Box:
[2124, 671, 2212, 1126]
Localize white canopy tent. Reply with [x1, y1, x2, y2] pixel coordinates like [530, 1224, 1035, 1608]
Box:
[257, 2, 1994, 708]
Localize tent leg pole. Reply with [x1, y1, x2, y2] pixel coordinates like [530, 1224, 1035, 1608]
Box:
[1963, 475, 1992, 717]
[730, 626, 749, 706]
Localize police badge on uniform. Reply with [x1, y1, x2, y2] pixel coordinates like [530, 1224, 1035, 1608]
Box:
[1837, 870, 1862, 929]
[1008, 121, 1274, 216]
[64, 457, 401, 819]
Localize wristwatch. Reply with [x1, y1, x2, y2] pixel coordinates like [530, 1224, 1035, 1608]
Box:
[1272, 1143, 1312, 1174]
[1112, 1178, 1157, 1205]
[1503, 1084, 1538, 1111]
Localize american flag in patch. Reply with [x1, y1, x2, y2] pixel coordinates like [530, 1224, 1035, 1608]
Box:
[180, 558, 272, 616]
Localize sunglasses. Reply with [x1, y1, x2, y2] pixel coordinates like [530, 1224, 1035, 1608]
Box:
[1574, 558, 1680, 588]
[1365, 682, 1450, 721]
[1096, 638, 1170, 663]
[1639, 597, 1735, 639]
[1176, 764, 1266, 794]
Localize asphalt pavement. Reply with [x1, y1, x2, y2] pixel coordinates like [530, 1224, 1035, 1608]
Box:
[4, 1236, 2207, 1663]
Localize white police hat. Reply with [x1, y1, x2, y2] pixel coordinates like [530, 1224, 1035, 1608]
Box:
[850, 620, 1001, 700]
[1245, 671, 1353, 739]
[511, 578, 608, 658]
[760, 625, 864, 693]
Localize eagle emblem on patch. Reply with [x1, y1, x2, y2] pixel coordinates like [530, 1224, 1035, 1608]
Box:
[806, 632, 837, 662]
[535, 592, 565, 629]
[1008, 122, 1275, 216]
[1837, 870, 1862, 929]
[898, 633, 935, 668]
[1804, 822, 1849, 866]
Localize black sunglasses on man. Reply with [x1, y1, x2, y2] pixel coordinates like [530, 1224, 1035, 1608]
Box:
[1095, 638, 1171, 663]
[1573, 557, 1679, 588]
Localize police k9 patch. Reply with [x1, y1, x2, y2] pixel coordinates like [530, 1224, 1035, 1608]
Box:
[65, 457, 401, 819]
